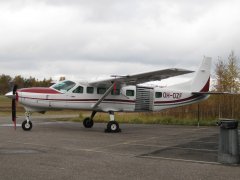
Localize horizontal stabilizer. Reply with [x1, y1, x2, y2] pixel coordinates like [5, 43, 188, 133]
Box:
[192, 91, 238, 95]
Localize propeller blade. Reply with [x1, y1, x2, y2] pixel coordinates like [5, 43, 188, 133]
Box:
[13, 84, 17, 95]
[12, 99, 16, 130]
[12, 84, 18, 130]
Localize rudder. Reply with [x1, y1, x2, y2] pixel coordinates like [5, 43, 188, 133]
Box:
[190, 57, 211, 92]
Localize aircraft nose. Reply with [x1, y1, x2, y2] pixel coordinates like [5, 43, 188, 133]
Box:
[5, 91, 16, 99]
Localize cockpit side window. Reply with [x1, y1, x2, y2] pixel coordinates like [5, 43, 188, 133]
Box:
[51, 80, 76, 93]
[73, 86, 84, 93]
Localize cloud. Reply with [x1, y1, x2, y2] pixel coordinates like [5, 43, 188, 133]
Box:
[0, 0, 240, 82]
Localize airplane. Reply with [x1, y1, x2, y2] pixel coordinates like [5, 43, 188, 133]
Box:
[5, 57, 211, 133]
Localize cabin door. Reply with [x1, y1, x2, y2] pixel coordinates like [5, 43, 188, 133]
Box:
[135, 86, 154, 111]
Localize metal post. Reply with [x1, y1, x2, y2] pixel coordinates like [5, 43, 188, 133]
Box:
[197, 104, 200, 127]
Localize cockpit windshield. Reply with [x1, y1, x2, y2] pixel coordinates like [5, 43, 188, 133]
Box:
[51, 80, 76, 93]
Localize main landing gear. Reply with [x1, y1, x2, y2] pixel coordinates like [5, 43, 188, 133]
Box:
[83, 111, 96, 128]
[22, 112, 33, 131]
[105, 111, 121, 133]
[83, 111, 121, 133]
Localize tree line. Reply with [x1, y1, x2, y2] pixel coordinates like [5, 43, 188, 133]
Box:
[0, 75, 53, 94]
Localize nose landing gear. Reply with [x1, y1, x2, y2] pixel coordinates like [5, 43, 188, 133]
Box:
[22, 112, 33, 131]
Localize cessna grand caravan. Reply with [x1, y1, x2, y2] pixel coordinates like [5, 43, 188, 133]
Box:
[6, 57, 211, 133]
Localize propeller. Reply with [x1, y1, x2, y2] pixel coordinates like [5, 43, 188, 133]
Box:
[12, 84, 18, 130]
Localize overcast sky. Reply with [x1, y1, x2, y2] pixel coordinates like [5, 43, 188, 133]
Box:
[0, 0, 239, 83]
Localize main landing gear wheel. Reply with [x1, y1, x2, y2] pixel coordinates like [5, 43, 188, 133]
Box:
[83, 117, 94, 128]
[105, 121, 121, 133]
[22, 120, 33, 131]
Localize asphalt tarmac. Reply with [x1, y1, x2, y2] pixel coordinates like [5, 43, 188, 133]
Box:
[0, 115, 239, 180]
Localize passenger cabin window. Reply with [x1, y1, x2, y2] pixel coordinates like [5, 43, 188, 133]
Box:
[111, 89, 120, 95]
[87, 87, 94, 94]
[97, 87, 106, 94]
[73, 86, 84, 93]
[155, 92, 162, 98]
[126, 90, 135, 96]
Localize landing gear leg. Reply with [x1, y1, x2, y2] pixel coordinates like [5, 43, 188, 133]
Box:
[83, 111, 96, 128]
[22, 112, 33, 131]
[105, 111, 121, 133]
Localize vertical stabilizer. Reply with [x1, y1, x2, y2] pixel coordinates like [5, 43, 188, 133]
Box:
[190, 57, 211, 92]
[168, 57, 211, 92]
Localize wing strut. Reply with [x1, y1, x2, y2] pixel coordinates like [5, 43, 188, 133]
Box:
[92, 82, 116, 109]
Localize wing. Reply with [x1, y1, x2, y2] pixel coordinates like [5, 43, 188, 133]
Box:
[89, 68, 194, 87]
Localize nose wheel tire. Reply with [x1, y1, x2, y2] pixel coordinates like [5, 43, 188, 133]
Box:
[105, 121, 121, 133]
[22, 120, 33, 131]
[83, 117, 94, 128]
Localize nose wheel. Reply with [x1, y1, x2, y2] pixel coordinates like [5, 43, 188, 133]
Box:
[22, 112, 33, 131]
[22, 120, 33, 131]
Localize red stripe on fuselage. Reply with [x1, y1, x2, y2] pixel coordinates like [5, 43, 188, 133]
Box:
[18, 88, 61, 94]
[18, 96, 135, 103]
[200, 77, 210, 92]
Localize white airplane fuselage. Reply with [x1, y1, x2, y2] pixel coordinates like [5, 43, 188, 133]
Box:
[16, 82, 209, 113]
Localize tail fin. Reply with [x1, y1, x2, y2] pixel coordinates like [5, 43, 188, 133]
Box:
[168, 57, 211, 92]
[190, 57, 211, 92]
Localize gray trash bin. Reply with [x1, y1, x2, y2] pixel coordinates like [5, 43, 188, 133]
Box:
[218, 119, 239, 164]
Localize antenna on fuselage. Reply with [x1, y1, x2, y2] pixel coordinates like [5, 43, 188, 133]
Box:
[111, 75, 130, 78]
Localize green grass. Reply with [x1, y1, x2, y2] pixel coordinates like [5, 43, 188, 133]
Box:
[0, 95, 12, 108]
[59, 112, 218, 126]
[0, 95, 21, 115]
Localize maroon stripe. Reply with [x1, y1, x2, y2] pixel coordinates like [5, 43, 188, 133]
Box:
[200, 77, 210, 92]
[18, 88, 61, 94]
[154, 95, 207, 106]
[19, 96, 135, 103]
